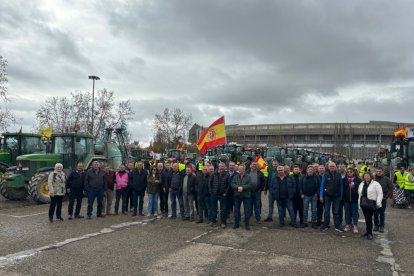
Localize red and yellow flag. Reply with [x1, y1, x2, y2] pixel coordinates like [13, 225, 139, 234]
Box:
[394, 125, 407, 138]
[197, 116, 226, 154]
[255, 155, 268, 177]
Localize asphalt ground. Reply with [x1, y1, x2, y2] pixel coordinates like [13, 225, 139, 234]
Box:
[0, 194, 413, 276]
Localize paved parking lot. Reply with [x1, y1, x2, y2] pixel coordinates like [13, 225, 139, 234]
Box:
[0, 196, 412, 275]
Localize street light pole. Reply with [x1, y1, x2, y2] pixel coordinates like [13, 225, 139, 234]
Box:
[88, 75, 100, 135]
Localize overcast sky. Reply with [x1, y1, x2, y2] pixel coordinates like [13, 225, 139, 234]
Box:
[1, 0, 414, 144]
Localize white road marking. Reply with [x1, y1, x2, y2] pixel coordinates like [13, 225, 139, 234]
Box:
[0, 212, 47, 218]
[375, 229, 401, 276]
[0, 218, 155, 268]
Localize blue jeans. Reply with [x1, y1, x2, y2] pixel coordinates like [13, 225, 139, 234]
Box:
[210, 194, 227, 224]
[323, 196, 340, 228]
[338, 200, 344, 226]
[250, 191, 262, 221]
[197, 195, 210, 221]
[115, 188, 127, 214]
[267, 192, 276, 219]
[87, 190, 104, 217]
[234, 196, 251, 226]
[277, 198, 296, 225]
[344, 201, 359, 226]
[302, 195, 317, 224]
[132, 190, 145, 214]
[170, 190, 184, 218]
[147, 193, 159, 215]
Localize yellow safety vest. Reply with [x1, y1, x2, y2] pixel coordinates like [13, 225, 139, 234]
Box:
[404, 173, 414, 191]
[359, 165, 370, 177]
[395, 171, 407, 189]
[179, 162, 186, 172]
[198, 162, 204, 171]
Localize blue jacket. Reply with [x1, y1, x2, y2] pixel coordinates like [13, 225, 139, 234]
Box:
[269, 175, 296, 200]
[319, 171, 344, 199]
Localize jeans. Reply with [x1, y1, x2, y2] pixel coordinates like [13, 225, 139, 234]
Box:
[338, 199, 344, 226]
[49, 195, 64, 219]
[68, 190, 83, 216]
[234, 196, 251, 226]
[302, 195, 317, 224]
[250, 191, 262, 221]
[197, 195, 210, 221]
[317, 199, 324, 224]
[226, 192, 234, 219]
[210, 194, 227, 224]
[374, 198, 387, 227]
[147, 193, 159, 215]
[293, 195, 304, 224]
[277, 198, 296, 225]
[362, 207, 374, 235]
[267, 192, 276, 219]
[132, 190, 145, 214]
[183, 193, 195, 218]
[125, 187, 133, 211]
[170, 189, 184, 218]
[323, 196, 340, 228]
[102, 190, 114, 215]
[87, 190, 104, 217]
[115, 188, 127, 214]
[160, 188, 169, 213]
[344, 201, 359, 226]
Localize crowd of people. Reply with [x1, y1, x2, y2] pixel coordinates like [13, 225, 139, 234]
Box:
[47, 158, 412, 241]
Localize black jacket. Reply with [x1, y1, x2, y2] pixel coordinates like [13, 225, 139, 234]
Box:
[65, 171, 85, 191]
[248, 170, 266, 192]
[209, 171, 230, 196]
[84, 168, 106, 192]
[197, 173, 210, 197]
[343, 176, 362, 202]
[374, 175, 393, 196]
[168, 170, 183, 191]
[128, 169, 148, 191]
[299, 174, 320, 197]
[182, 173, 197, 195]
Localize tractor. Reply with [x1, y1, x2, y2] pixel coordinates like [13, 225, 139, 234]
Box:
[0, 132, 122, 203]
[0, 132, 45, 199]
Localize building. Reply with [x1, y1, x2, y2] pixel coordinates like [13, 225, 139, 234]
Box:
[189, 121, 410, 159]
[188, 123, 205, 144]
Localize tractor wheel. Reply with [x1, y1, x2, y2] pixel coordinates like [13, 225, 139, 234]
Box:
[29, 171, 52, 204]
[0, 172, 29, 200]
[0, 164, 7, 178]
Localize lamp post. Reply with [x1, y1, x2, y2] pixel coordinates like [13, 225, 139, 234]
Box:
[88, 75, 100, 135]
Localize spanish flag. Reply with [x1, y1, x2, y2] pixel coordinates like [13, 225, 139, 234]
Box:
[394, 125, 407, 138]
[197, 116, 226, 154]
[255, 155, 268, 177]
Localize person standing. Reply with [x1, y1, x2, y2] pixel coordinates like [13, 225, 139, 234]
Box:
[66, 162, 85, 220]
[209, 162, 230, 228]
[231, 164, 252, 230]
[264, 160, 279, 222]
[196, 165, 210, 223]
[48, 163, 66, 222]
[392, 166, 408, 208]
[319, 162, 345, 233]
[125, 161, 135, 212]
[182, 166, 197, 221]
[269, 166, 297, 227]
[337, 163, 347, 228]
[129, 161, 148, 216]
[102, 165, 115, 216]
[159, 162, 171, 217]
[316, 165, 325, 226]
[403, 167, 414, 209]
[359, 172, 383, 240]
[373, 167, 392, 233]
[168, 163, 184, 219]
[343, 168, 361, 233]
[147, 167, 161, 218]
[114, 164, 129, 215]
[291, 165, 304, 225]
[249, 162, 265, 224]
[84, 161, 106, 219]
[226, 161, 238, 221]
[299, 165, 320, 228]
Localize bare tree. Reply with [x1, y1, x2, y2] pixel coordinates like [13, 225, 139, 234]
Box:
[0, 56, 20, 131]
[36, 90, 134, 140]
[153, 107, 192, 148]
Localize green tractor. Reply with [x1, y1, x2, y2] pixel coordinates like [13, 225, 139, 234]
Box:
[0, 132, 45, 199]
[1, 132, 122, 203]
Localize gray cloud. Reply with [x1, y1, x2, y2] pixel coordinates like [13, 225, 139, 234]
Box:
[1, 0, 414, 144]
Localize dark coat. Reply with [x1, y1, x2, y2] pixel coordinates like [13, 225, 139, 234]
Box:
[84, 168, 106, 192]
[128, 169, 148, 191]
[182, 173, 197, 195]
[343, 176, 362, 202]
[231, 174, 252, 198]
[65, 171, 85, 191]
[209, 171, 230, 196]
[168, 170, 183, 191]
[248, 170, 266, 192]
[196, 173, 210, 197]
[270, 175, 296, 200]
[299, 174, 320, 197]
